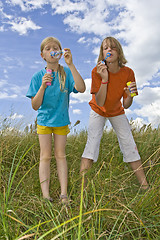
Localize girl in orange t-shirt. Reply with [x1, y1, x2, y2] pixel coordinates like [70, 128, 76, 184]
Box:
[80, 36, 149, 190]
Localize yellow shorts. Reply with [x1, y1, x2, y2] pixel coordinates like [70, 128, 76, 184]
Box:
[37, 124, 70, 135]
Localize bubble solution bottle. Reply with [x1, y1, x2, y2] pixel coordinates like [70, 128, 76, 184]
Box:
[46, 69, 52, 86]
[127, 82, 137, 97]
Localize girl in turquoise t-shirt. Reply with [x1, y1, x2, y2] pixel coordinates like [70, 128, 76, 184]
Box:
[26, 37, 85, 204]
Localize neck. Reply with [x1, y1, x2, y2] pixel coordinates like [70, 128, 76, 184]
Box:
[107, 61, 120, 73]
[46, 62, 59, 71]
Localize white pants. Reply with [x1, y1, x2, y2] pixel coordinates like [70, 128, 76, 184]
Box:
[82, 110, 140, 163]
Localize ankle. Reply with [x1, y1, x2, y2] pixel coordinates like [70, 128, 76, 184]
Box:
[141, 184, 149, 190]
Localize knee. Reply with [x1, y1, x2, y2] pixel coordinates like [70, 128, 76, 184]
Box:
[54, 151, 66, 160]
[40, 154, 52, 162]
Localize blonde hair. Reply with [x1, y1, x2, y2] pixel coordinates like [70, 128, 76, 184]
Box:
[40, 37, 66, 91]
[97, 36, 127, 67]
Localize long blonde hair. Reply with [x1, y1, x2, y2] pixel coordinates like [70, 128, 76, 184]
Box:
[40, 37, 66, 91]
[98, 36, 127, 67]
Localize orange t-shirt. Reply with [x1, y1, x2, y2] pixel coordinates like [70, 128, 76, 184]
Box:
[89, 66, 137, 117]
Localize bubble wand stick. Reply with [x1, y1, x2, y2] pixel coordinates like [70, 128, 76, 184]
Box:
[101, 52, 111, 64]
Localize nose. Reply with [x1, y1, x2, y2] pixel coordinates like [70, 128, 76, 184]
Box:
[107, 47, 112, 52]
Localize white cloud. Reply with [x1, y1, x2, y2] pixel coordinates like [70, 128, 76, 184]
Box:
[52, 0, 87, 14]
[0, 92, 17, 99]
[135, 87, 160, 105]
[0, 79, 27, 99]
[0, 79, 8, 87]
[125, 108, 132, 115]
[0, 4, 41, 34]
[73, 109, 81, 115]
[78, 36, 101, 46]
[70, 99, 78, 104]
[9, 112, 24, 120]
[130, 117, 148, 130]
[6, 0, 27, 11]
[6, 0, 47, 11]
[8, 17, 41, 35]
[71, 78, 91, 103]
[134, 103, 160, 128]
[0, 6, 13, 19]
[0, 25, 5, 32]
[133, 87, 160, 127]
[63, 9, 110, 36]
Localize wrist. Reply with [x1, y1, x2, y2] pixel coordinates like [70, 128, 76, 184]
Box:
[101, 80, 108, 84]
[67, 62, 74, 68]
[40, 85, 46, 91]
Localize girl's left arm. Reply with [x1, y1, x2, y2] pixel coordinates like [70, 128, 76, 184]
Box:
[64, 48, 86, 93]
[123, 95, 133, 109]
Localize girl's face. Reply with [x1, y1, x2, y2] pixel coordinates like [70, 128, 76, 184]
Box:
[41, 40, 61, 63]
[102, 40, 119, 63]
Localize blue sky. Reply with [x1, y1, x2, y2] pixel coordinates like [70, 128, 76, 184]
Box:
[0, 0, 160, 133]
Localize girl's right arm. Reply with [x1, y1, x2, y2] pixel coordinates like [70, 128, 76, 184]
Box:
[95, 62, 108, 107]
[31, 73, 52, 110]
[31, 85, 45, 110]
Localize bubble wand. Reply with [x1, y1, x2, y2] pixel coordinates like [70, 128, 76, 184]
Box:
[50, 50, 65, 58]
[101, 52, 111, 64]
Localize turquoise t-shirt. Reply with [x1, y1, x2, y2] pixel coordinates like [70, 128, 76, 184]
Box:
[26, 67, 78, 127]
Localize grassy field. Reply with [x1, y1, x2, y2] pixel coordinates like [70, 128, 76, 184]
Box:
[0, 123, 160, 239]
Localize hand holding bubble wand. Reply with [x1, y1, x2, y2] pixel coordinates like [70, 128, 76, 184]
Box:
[101, 52, 111, 64]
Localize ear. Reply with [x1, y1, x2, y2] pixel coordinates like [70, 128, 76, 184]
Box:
[41, 52, 46, 61]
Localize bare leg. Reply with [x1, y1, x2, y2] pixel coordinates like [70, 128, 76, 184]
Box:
[54, 134, 68, 198]
[80, 158, 93, 187]
[80, 158, 93, 174]
[39, 134, 52, 199]
[129, 160, 149, 189]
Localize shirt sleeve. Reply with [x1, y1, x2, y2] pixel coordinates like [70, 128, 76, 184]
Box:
[91, 67, 102, 94]
[128, 68, 136, 83]
[26, 73, 41, 99]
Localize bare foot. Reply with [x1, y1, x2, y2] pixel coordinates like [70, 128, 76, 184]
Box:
[43, 197, 53, 202]
[60, 195, 70, 205]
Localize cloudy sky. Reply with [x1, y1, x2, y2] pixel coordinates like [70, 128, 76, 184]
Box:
[0, 0, 160, 132]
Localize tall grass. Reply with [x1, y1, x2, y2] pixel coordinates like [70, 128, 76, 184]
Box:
[0, 124, 160, 239]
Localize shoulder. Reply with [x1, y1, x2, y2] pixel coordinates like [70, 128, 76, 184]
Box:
[121, 66, 134, 75]
[92, 66, 97, 74]
[32, 69, 45, 79]
[63, 66, 70, 74]
[120, 66, 135, 82]
[63, 66, 72, 78]
[92, 66, 101, 80]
